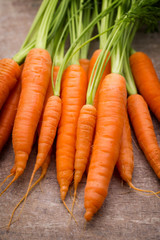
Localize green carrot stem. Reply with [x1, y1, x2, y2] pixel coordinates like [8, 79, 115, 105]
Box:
[130, 48, 136, 55]
[47, 40, 55, 59]
[13, 0, 47, 64]
[36, 0, 58, 49]
[20, 0, 49, 50]
[51, 21, 68, 94]
[47, 0, 70, 44]
[14, 0, 67, 64]
[80, 5, 96, 59]
[94, 0, 101, 34]
[68, 0, 84, 65]
[70, 26, 114, 65]
[123, 51, 137, 95]
[100, 0, 112, 49]
[13, 41, 35, 64]
[111, 3, 123, 74]
[54, 0, 122, 97]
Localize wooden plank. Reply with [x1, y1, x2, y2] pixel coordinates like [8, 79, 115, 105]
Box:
[0, 1, 160, 239]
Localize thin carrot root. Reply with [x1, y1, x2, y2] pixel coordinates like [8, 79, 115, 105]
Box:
[0, 173, 14, 190]
[13, 169, 36, 222]
[62, 200, 78, 225]
[128, 181, 160, 199]
[8, 170, 46, 229]
[0, 173, 20, 197]
[71, 189, 77, 216]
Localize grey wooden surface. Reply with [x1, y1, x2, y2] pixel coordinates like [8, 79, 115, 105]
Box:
[0, 1, 160, 240]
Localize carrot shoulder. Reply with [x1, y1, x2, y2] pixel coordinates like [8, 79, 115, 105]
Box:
[84, 73, 127, 221]
[130, 52, 160, 121]
[0, 58, 21, 109]
[56, 64, 87, 200]
[127, 94, 160, 178]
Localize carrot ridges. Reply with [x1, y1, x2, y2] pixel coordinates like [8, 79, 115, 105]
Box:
[127, 94, 160, 178]
[0, 58, 21, 109]
[84, 73, 127, 221]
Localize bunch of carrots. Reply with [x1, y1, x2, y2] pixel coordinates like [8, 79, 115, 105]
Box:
[0, 0, 160, 227]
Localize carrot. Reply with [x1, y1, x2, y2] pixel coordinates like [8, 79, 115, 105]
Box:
[74, 104, 96, 192]
[116, 110, 134, 183]
[0, 48, 52, 197]
[34, 95, 61, 174]
[0, 58, 21, 110]
[13, 48, 51, 174]
[79, 58, 90, 75]
[116, 106, 159, 197]
[128, 94, 160, 178]
[88, 49, 111, 109]
[84, 73, 127, 221]
[130, 51, 160, 121]
[56, 64, 87, 200]
[0, 65, 23, 152]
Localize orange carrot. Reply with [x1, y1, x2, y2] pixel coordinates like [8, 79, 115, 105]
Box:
[130, 52, 160, 121]
[127, 94, 160, 178]
[13, 48, 51, 174]
[0, 58, 21, 109]
[0, 65, 23, 152]
[88, 49, 111, 108]
[79, 58, 90, 75]
[74, 104, 96, 193]
[56, 64, 87, 201]
[0, 48, 51, 197]
[84, 73, 127, 221]
[34, 95, 61, 174]
[116, 111, 134, 183]
[13, 48, 51, 175]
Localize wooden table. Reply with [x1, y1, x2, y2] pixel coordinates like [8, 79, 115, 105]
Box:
[0, 1, 160, 239]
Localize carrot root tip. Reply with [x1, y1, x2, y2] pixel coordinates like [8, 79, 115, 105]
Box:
[84, 210, 93, 222]
[60, 186, 68, 201]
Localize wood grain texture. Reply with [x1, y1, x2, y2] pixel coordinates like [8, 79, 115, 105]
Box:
[0, 1, 160, 239]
